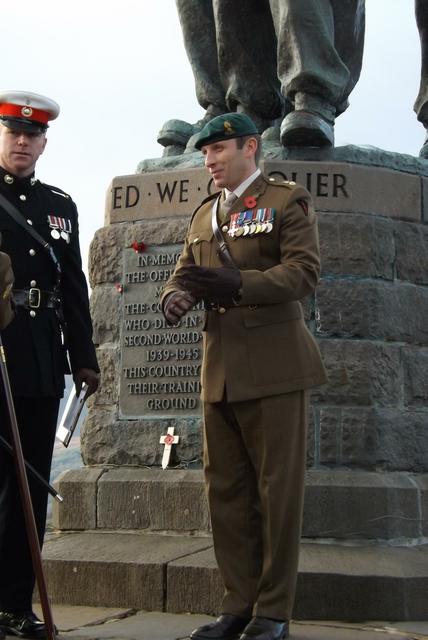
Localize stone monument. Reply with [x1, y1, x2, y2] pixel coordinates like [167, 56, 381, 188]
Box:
[42, 1, 428, 622]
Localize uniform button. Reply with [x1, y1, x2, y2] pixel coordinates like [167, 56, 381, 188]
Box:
[218, 307, 226, 314]
[30, 280, 37, 287]
[29, 310, 36, 318]
[27, 219, 33, 226]
[222, 225, 228, 232]
[20, 194, 27, 201]
[29, 249, 36, 256]
[192, 237, 199, 243]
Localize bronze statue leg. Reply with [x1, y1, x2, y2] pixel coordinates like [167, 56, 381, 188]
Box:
[415, 0, 428, 157]
[415, 0, 428, 125]
[213, 0, 286, 127]
[157, 0, 227, 153]
[176, 0, 226, 114]
[330, 0, 365, 115]
[272, 0, 364, 146]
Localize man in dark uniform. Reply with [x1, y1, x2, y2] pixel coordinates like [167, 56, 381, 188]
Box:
[159, 0, 365, 150]
[161, 113, 327, 640]
[0, 91, 99, 638]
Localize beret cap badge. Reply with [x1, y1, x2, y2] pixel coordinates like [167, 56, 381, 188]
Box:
[223, 121, 234, 135]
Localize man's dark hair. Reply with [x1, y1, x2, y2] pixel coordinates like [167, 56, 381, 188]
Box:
[236, 134, 262, 165]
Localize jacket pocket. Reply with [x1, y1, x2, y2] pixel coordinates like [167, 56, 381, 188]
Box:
[188, 229, 213, 265]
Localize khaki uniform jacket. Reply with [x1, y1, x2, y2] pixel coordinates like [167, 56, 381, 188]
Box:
[0, 251, 13, 330]
[162, 174, 327, 403]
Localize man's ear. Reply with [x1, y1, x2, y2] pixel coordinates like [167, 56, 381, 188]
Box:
[245, 136, 258, 157]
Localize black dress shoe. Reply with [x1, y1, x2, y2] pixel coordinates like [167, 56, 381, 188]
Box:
[0, 611, 48, 639]
[240, 617, 289, 640]
[191, 614, 251, 640]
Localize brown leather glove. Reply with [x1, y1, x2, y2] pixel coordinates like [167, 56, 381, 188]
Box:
[179, 264, 242, 304]
[162, 290, 196, 325]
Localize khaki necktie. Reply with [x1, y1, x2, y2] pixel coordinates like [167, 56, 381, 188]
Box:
[219, 192, 238, 221]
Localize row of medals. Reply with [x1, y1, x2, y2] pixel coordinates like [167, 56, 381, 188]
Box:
[50, 228, 71, 243]
[226, 208, 275, 238]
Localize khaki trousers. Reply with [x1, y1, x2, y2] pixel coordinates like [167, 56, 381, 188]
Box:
[203, 390, 308, 621]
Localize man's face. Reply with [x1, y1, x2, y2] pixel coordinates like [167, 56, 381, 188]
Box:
[0, 124, 47, 177]
[201, 137, 256, 191]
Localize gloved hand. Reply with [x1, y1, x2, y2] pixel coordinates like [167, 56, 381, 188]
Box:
[178, 264, 242, 303]
[74, 368, 100, 398]
[163, 290, 196, 325]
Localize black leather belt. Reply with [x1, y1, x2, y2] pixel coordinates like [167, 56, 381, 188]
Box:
[13, 288, 61, 310]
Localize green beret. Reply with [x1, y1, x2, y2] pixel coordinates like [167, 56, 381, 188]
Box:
[194, 112, 259, 150]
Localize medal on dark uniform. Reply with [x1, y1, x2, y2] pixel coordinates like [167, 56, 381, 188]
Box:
[47, 214, 72, 242]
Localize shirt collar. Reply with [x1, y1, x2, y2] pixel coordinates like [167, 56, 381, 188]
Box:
[224, 168, 261, 200]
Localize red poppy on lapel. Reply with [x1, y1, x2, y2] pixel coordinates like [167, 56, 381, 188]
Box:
[244, 195, 257, 209]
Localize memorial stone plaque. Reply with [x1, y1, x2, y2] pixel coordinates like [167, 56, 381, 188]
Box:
[120, 245, 204, 418]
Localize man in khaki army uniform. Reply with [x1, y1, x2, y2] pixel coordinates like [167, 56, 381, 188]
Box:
[162, 113, 327, 640]
[0, 249, 13, 330]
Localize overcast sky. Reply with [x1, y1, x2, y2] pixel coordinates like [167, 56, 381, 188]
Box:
[1, 0, 422, 272]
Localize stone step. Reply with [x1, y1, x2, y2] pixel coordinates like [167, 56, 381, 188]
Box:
[52, 468, 428, 541]
[41, 531, 428, 620]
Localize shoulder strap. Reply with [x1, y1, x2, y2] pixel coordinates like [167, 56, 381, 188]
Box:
[0, 192, 61, 279]
[211, 196, 236, 268]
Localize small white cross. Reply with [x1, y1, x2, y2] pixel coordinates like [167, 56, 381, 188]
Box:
[160, 427, 180, 469]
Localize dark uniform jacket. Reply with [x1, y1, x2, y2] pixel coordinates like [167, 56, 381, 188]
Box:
[162, 173, 327, 403]
[0, 167, 98, 397]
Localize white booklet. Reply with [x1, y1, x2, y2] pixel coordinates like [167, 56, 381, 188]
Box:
[56, 383, 88, 447]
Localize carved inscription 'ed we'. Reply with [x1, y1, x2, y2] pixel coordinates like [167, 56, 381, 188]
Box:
[107, 163, 420, 224]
